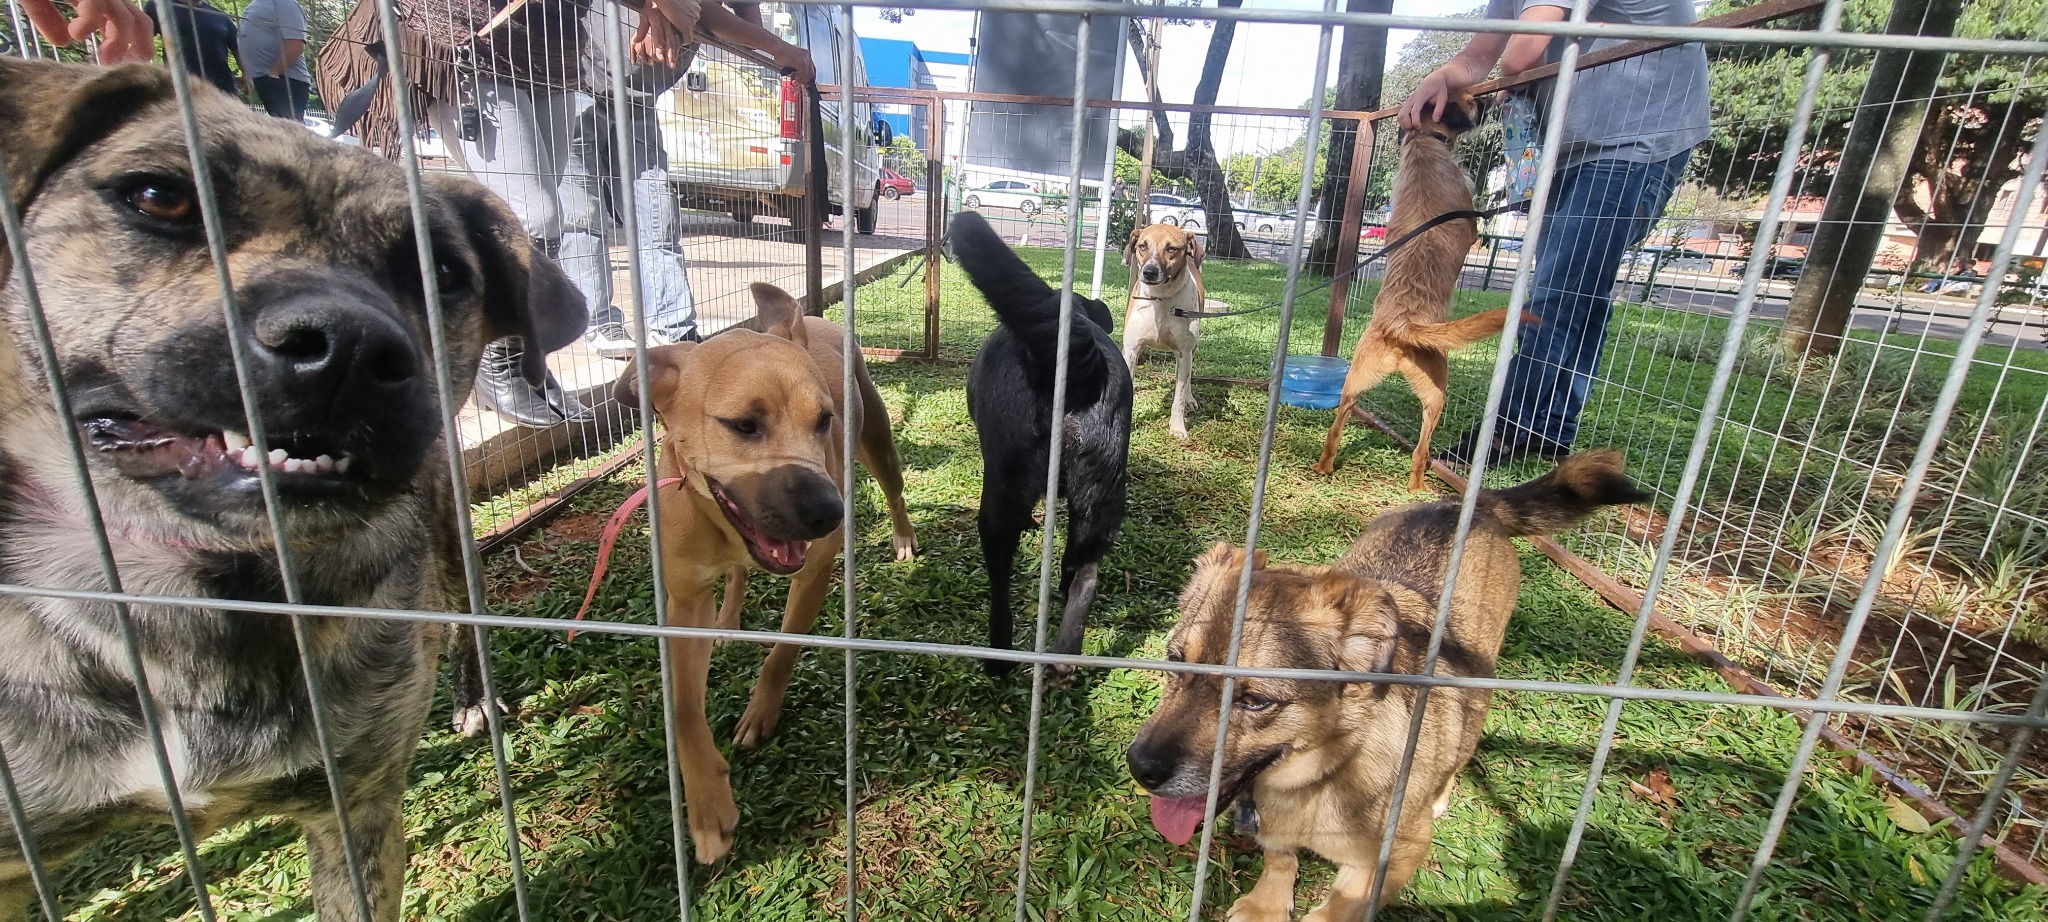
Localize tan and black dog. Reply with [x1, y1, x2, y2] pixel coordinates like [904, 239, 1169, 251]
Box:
[0, 59, 582, 919]
[1122, 223, 1206, 440]
[1312, 90, 1532, 492]
[614, 282, 916, 863]
[1129, 451, 1649, 920]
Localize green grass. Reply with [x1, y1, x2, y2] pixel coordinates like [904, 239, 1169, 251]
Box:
[43, 256, 2047, 919]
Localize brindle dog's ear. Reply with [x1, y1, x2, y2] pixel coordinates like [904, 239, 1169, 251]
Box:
[1313, 572, 1398, 674]
[0, 59, 175, 277]
[613, 344, 693, 422]
[749, 282, 809, 349]
[429, 175, 589, 386]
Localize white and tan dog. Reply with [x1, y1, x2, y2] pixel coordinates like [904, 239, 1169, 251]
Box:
[1122, 223, 1206, 440]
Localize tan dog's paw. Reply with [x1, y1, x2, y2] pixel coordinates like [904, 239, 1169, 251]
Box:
[1309, 458, 1337, 476]
[1226, 895, 1293, 922]
[893, 531, 918, 563]
[452, 698, 509, 738]
[1170, 421, 1191, 440]
[734, 687, 788, 749]
[687, 783, 740, 864]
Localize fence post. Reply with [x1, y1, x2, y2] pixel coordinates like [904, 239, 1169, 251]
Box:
[924, 92, 944, 359]
[1322, 114, 1376, 357]
[805, 87, 826, 315]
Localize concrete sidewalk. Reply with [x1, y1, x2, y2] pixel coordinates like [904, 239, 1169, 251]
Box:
[458, 213, 924, 497]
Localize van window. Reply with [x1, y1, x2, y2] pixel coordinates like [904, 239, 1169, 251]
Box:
[807, 7, 839, 86]
[762, 3, 799, 45]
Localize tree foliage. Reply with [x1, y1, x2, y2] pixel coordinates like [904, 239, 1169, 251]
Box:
[1700, 0, 2045, 268]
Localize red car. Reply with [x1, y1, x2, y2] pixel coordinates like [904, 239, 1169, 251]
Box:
[1362, 225, 1387, 240]
[879, 168, 916, 200]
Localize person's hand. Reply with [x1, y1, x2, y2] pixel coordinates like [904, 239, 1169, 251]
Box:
[645, 0, 702, 46]
[630, 9, 687, 67]
[19, 0, 155, 64]
[1399, 67, 1456, 131]
[772, 44, 814, 85]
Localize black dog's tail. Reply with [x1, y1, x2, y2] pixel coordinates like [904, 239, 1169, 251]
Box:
[950, 211, 1109, 406]
[1477, 449, 1653, 537]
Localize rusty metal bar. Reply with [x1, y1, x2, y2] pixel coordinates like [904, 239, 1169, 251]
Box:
[1321, 116, 1378, 357]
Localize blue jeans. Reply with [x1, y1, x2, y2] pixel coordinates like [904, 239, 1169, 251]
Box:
[559, 95, 699, 341]
[1496, 152, 1688, 449]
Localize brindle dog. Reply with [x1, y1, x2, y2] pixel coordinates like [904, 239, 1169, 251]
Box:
[1130, 451, 1650, 921]
[0, 59, 582, 919]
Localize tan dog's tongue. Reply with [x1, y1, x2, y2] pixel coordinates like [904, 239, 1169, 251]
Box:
[1149, 795, 1208, 845]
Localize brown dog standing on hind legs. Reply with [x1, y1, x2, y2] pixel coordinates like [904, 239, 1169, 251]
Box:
[1122, 223, 1205, 439]
[1312, 90, 1535, 492]
[1129, 451, 1650, 921]
[613, 282, 916, 863]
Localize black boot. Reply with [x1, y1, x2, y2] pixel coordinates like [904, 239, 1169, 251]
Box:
[474, 340, 588, 428]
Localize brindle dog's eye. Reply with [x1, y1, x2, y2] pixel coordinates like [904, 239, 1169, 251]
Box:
[434, 259, 469, 295]
[1238, 693, 1277, 712]
[118, 177, 200, 225]
[721, 417, 762, 438]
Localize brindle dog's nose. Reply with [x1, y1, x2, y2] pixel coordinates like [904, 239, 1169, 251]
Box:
[1127, 736, 1178, 790]
[253, 299, 419, 413]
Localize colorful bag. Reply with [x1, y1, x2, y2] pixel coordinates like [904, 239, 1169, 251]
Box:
[1500, 89, 1542, 207]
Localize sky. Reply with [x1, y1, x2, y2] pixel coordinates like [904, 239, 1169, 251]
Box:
[851, 1, 1458, 157]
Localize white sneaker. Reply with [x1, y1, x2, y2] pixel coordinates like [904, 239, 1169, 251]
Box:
[585, 322, 637, 359]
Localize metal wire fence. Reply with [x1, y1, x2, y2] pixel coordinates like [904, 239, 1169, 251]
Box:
[2, 0, 2048, 920]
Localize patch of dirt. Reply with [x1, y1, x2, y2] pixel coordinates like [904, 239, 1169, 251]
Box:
[1615, 503, 2048, 866]
[548, 511, 609, 543]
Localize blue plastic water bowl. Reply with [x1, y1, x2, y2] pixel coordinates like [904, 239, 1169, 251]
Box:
[1279, 355, 1349, 410]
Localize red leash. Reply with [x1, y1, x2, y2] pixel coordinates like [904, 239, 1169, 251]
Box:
[568, 474, 685, 640]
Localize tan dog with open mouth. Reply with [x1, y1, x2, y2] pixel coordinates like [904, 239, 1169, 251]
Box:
[1129, 451, 1649, 920]
[613, 282, 916, 863]
[1122, 223, 1206, 440]
[1312, 90, 1531, 492]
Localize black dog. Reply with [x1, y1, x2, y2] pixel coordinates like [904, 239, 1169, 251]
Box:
[952, 212, 1133, 677]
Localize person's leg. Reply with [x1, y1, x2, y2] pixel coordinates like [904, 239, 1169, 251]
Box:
[623, 101, 700, 343]
[287, 77, 310, 122]
[458, 79, 587, 426]
[1490, 152, 1688, 454]
[252, 75, 293, 119]
[559, 93, 627, 344]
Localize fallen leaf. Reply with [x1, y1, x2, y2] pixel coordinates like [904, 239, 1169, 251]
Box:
[1886, 795, 1933, 834]
[1643, 767, 1677, 806]
[1908, 854, 1928, 884]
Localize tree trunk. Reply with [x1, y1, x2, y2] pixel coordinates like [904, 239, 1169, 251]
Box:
[1777, 0, 1962, 360]
[1902, 101, 2030, 272]
[1126, 18, 1172, 150]
[1118, 0, 1251, 257]
[1307, 0, 1392, 274]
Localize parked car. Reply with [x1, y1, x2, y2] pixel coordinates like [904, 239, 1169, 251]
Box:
[1362, 225, 1387, 240]
[656, 3, 888, 233]
[963, 179, 1044, 214]
[1149, 193, 1204, 230]
[878, 167, 915, 200]
[1632, 245, 1718, 272]
[1761, 256, 1805, 280]
[1248, 210, 1318, 236]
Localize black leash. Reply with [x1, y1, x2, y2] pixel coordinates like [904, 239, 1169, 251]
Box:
[1170, 202, 1520, 320]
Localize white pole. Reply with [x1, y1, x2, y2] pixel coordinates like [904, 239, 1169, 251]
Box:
[1089, 15, 1132, 298]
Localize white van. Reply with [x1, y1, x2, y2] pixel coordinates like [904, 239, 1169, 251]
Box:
[655, 3, 889, 233]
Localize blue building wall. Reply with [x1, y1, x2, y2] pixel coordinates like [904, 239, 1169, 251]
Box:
[859, 37, 937, 149]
